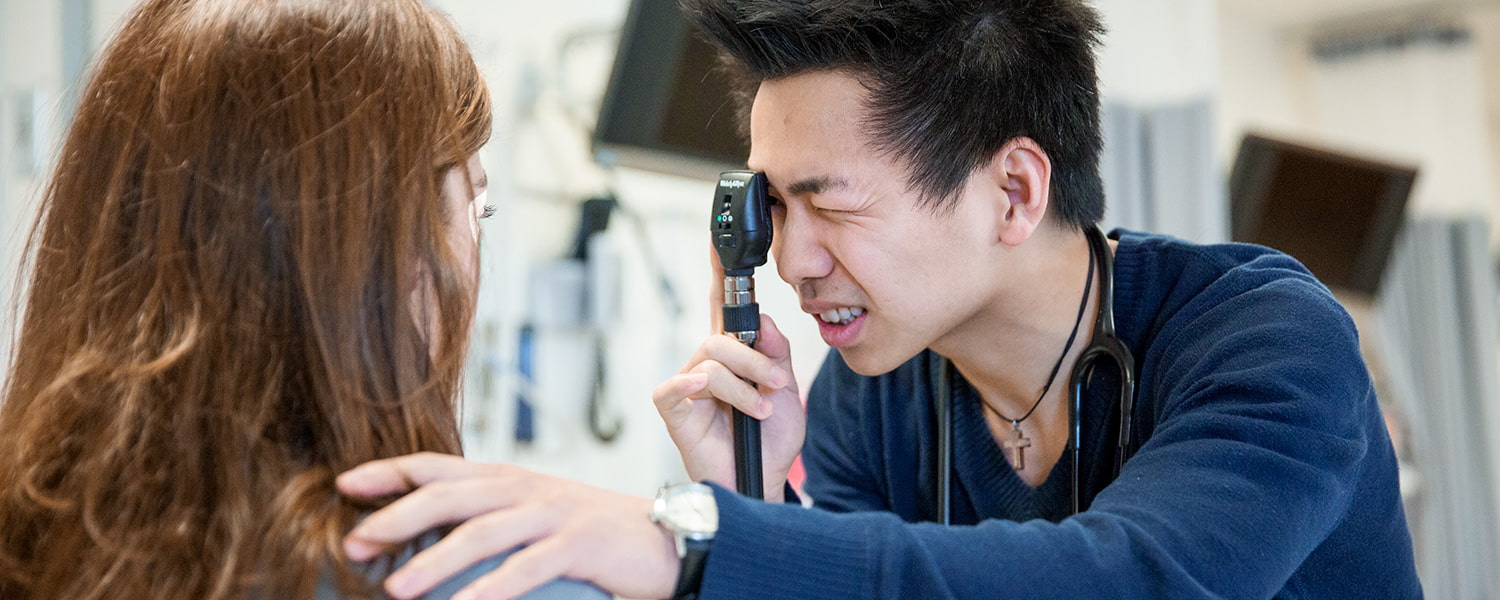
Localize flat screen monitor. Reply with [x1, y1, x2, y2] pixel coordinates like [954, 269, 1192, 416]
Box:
[593, 0, 748, 179]
[1229, 133, 1417, 298]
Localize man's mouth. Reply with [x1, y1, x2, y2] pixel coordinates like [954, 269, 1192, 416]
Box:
[817, 307, 865, 326]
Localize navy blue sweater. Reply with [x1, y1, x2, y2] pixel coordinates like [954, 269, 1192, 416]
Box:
[699, 230, 1421, 599]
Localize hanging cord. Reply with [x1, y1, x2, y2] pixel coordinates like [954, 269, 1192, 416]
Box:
[982, 244, 1096, 427]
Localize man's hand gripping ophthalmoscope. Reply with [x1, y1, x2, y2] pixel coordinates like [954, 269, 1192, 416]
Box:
[711, 171, 772, 499]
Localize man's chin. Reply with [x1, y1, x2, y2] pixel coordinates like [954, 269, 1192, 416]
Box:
[836, 346, 916, 377]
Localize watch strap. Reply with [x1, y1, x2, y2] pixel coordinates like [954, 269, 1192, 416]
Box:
[669, 537, 710, 600]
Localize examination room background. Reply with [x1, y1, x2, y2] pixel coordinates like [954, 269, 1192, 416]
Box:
[2, 0, 1500, 597]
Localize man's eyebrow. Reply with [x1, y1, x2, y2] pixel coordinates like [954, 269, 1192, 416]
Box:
[782, 175, 849, 197]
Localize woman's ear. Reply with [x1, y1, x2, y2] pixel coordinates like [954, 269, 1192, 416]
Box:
[982, 137, 1052, 247]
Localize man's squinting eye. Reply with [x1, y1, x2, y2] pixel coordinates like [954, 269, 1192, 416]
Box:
[480, 204, 496, 219]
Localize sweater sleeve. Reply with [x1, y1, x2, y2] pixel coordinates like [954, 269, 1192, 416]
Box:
[699, 277, 1387, 600]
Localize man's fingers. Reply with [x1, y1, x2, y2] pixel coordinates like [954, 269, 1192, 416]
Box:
[691, 360, 773, 419]
[706, 242, 726, 333]
[382, 506, 556, 600]
[699, 334, 791, 390]
[337, 451, 488, 498]
[652, 372, 710, 415]
[344, 472, 526, 560]
[756, 314, 794, 366]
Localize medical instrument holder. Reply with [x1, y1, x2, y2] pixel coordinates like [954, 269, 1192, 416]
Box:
[712, 170, 772, 499]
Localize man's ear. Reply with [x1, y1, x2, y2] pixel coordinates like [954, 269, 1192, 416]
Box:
[981, 137, 1052, 246]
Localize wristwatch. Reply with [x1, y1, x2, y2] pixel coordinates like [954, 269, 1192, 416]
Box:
[650, 482, 718, 600]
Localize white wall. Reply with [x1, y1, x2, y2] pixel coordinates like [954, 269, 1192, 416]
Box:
[1096, 0, 1219, 107]
[0, 0, 137, 391]
[1472, 7, 1500, 238]
[0, 0, 10, 319]
[1215, 9, 1307, 163]
[417, 0, 737, 495]
[0, 0, 64, 374]
[0, 0, 9, 368]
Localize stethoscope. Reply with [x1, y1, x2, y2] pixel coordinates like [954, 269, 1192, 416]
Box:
[933, 226, 1136, 525]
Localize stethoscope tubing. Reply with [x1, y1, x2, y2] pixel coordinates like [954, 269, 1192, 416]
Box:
[935, 226, 1136, 525]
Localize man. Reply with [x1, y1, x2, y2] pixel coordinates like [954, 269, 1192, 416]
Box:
[337, 0, 1423, 598]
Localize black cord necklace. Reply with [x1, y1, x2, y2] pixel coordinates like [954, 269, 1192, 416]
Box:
[984, 241, 1096, 470]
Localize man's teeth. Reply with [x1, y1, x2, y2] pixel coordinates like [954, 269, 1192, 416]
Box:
[818, 307, 865, 325]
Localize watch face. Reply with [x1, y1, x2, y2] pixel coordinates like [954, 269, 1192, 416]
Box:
[662, 483, 718, 535]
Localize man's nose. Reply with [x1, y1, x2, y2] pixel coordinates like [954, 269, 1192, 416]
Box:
[772, 212, 834, 289]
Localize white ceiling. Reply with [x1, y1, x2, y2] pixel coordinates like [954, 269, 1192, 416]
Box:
[1220, 0, 1496, 28]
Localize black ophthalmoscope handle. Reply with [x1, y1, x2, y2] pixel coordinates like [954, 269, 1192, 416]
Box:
[723, 298, 764, 500]
[712, 170, 772, 500]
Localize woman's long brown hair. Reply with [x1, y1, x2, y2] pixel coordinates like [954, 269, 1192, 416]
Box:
[0, 0, 492, 598]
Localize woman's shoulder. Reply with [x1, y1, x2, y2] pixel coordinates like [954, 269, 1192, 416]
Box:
[417, 536, 612, 600]
[316, 528, 612, 600]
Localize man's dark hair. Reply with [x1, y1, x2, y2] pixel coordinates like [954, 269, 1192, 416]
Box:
[681, 0, 1107, 228]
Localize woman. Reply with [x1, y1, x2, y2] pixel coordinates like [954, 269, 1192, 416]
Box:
[0, 1, 602, 598]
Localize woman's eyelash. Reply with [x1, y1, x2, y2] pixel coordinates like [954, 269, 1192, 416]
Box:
[480, 204, 496, 219]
